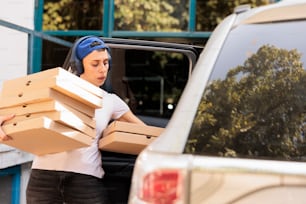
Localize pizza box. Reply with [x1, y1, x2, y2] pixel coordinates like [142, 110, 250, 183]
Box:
[1, 117, 94, 155]
[1, 75, 102, 109]
[103, 121, 164, 137]
[0, 100, 96, 128]
[1, 67, 103, 98]
[99, 121, 164, 155]
[4, 110, 95, 138]
[99, 132, 157, 155]
[0, 88, 96, 117]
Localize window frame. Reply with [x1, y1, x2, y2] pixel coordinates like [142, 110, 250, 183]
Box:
[0, 166, 21, 204]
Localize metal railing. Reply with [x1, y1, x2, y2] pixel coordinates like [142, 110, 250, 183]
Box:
[0, 19, 72, 74]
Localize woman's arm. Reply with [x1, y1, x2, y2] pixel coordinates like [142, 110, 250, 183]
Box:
[117, 111, 146, 125]
[0, 114, 15, 141]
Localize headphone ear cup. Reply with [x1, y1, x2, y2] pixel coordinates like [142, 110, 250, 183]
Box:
[69, 35, 96, 75]
[69, 59, 83, 76]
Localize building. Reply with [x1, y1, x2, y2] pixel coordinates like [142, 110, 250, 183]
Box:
[0, 1, 35, 203]
[0, 0, 280, 203]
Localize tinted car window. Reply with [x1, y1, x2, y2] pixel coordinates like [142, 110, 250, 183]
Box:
[185, 20, 306, 161]
[109, 48, 191, 126]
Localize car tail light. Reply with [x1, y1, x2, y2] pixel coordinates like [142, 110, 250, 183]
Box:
[139, 169, 183, 204]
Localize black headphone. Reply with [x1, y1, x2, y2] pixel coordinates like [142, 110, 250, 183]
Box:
[68, 35, 112, 76]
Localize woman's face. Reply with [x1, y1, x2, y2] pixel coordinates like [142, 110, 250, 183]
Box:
[80, 49, 109, 87]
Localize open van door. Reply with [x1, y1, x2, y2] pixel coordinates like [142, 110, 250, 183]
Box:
[62, 37, 203, 203]
[63, 37, 203, 127]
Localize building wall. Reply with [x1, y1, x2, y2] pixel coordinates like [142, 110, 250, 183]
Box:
[0, 1, 35, 203]
[0, 0, 35, 84]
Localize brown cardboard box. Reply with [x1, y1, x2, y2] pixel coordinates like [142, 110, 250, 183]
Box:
[0, 100, 96, 128]
[0, 67, 101, 154]
[0, 88, 96, 117]
[1, 117, 94, 155]
[99, 121, 164, 155]
[1, 67, 103, 98]
[5, 110, 95, 138]
[1, 70, 103, 109]
[103, 121, 164, 137]
[0, 83, 95, 117]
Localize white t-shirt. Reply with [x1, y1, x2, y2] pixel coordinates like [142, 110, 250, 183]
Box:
[31, 90, 130, 178]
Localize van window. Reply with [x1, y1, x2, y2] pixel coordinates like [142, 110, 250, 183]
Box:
[185, 21, 306, 161]
[109, 48, 191, 127]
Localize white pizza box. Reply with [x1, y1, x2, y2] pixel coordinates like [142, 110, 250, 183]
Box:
[99, 121, 164, 155]
[1, 117, 94, 155]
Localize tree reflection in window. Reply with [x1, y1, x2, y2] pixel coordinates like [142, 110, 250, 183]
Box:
[185, 45, 306, 161]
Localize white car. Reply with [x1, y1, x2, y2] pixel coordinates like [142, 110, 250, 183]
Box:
[129, 1, 306, 203]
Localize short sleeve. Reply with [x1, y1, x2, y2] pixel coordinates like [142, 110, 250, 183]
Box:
[110, 93, 130, 119]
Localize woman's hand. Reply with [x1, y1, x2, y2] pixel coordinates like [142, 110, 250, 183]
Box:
[0, 114, 15, 141]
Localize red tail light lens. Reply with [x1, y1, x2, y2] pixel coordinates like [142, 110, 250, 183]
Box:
[139, 169, 183, 204]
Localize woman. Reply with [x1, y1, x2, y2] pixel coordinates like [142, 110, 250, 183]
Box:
[26, 36, 145, 204]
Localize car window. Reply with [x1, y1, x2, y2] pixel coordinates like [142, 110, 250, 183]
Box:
[108, 46, 196, 127]
[60, 39, 201, 128]
[185, 20, 306, 161]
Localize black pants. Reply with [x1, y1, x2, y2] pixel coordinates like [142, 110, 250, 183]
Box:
[26, 169, 110, 204]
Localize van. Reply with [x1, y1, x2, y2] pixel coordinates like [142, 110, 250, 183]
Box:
[128, 1, 306, 203]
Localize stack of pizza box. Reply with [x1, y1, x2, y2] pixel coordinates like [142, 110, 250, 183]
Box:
[0, 67, 102, 155]
[99, 121, 164, 155]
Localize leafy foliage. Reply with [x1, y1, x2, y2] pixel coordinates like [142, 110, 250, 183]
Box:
[114, 0, 187, 31]
[196, 0, 271, 31]
[186, 45, 306, 161]
[43, 0, 270, 31]
[43, 0, 103, 30]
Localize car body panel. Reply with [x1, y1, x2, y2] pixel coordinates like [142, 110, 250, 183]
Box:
[189, 157, 306, 204]
[129, 1, 306, 203]
[240, 1, 306, 24]
[146, 14, 237, 153]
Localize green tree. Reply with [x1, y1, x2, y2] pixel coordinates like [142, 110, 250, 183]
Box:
[43, 0, 187, 31]
[114, 0, 187, 31]
[186, 45, 306, 160]
[43, 0, 103, 30]
[196, 0, 271, 31]
[43, 0, 271, 32]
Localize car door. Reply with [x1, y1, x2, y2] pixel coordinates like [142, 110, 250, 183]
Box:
[63, 38, 202, 127]
[61, 37, 203, 203]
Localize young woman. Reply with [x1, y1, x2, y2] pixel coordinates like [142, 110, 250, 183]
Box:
[26, 36, 145, 204]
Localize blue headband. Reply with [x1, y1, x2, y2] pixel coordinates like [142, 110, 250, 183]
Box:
[76, 37, 109, 60]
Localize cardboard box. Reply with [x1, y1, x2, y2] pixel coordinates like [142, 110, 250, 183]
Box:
[99, 121, 164, 155]
[0, 88, 96, 117]
[1, 67, 103, 98]
[0, 67, 101, 154]
[5, 111, 95, 138]
[103, 121, 164, 137]
[0, 100, 96, 128]
[1, 117, 94, 155]
[1, 70, 102, 109]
